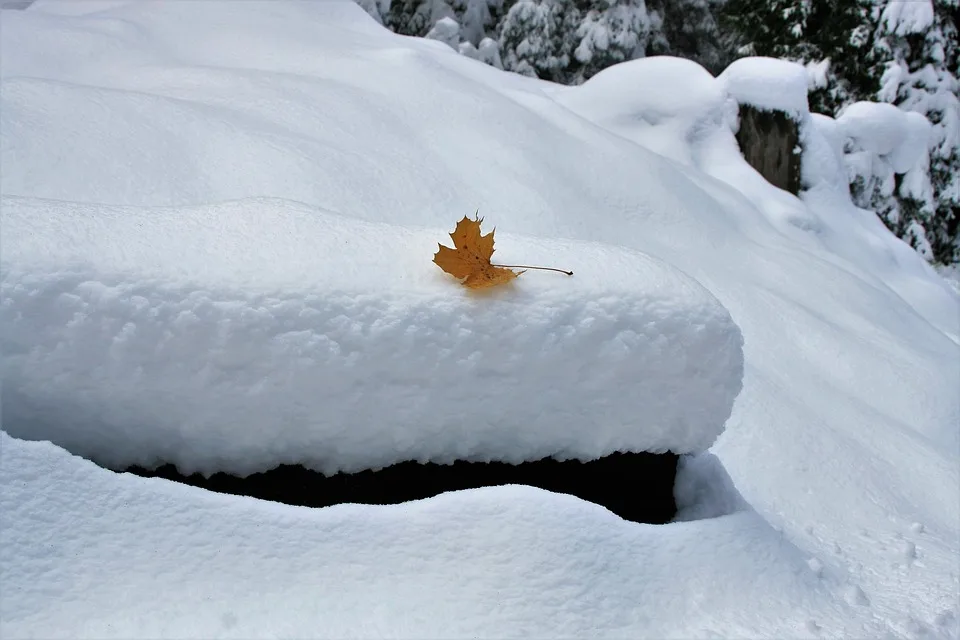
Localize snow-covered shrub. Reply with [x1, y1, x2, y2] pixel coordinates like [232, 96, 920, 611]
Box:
[835, 102, 936, 257]
[426, 15, 462, 49]
[460, 36, 504, 67]
[872, 0, 959, 264]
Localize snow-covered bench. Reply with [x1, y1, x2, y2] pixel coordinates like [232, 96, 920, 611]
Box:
[2, 195, 743, 520]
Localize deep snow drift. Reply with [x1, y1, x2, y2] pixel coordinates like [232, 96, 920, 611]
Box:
[1, 1, 958, 638]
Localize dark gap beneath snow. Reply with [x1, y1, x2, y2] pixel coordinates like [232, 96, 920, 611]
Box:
[125, 451, 679, 524]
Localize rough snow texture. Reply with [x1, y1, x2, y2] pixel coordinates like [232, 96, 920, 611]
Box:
[718, 56, 810, 118]
[1, 196, 742, 474]
[1, 2, 959, 638]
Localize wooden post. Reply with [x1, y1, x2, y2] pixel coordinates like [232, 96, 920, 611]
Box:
[736, 105, 802, 195]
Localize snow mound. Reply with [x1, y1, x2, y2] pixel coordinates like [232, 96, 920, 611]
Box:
[836, 101, 930, 165]
[836, 101, 934, 177]
[719, 57, 810, 117]
[556, 56, 734, 165]
[1, 196, 743, 475]
[889, 111, 934, 173]
[0, 432, 891, 639]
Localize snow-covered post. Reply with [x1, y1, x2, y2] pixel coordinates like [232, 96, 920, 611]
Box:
[735, 105, 801, 195]
[719, 58, 811, 196]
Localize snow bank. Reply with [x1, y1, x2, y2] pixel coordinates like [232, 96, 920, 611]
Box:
[718, 57, 810, 118]
[1, 196, 743, 475]
[0, 432, 894, 639]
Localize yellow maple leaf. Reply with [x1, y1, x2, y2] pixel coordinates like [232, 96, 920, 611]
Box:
[433, 215, 523, 289]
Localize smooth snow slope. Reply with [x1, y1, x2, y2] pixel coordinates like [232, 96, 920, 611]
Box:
[2, 1, 959, 637]
[0, 432, 892, 639]
[2, 195, 741, 474]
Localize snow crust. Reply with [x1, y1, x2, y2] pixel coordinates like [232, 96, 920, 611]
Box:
[2, 196, 742, 474]
[718, 56, 810, 117]
[2, 1, 959, 637]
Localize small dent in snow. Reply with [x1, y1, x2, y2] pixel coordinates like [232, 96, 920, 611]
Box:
[843, 584, 871, 607]
[898, 540, 917, 561]
[807, 557, 824, 578]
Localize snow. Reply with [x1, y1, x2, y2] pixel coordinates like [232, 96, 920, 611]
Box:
[881, 0, 935, 36]
[887, 111, 933, 174]
[0, 431, 892, 639]
[1, 195, 742, 475]
[718, 56, 810, 118]
[837, 101, 926, 161]
[805, 58, 831, 91]
[427, 16, 461, 51]
[2, 1, 959, 638]
[557, 56, 734, 166]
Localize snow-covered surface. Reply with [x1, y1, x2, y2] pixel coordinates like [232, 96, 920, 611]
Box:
[881, 0, 935, 36]
[837, 100, 931, 168]
[557, 56, 735, 166]
[2, 1, 959, 638]
[0, 431, 892, 639]
[2, 195, 741, 474]
[718, 56, 810, 117]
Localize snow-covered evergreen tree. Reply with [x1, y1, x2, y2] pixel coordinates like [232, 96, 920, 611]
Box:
[366, 0, 506, 65]
[647, 0, 728, 73]
[499, 0, 658, 84]
[573, 0, 658, 82]
[498, 0, 580, 81]
[871, 0, 959, 264]
[386, 0, 456, 36]
[457, 0, 497, 44]
[355, 0, 392, 24]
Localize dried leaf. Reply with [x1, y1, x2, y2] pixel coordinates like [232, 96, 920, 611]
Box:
[433, 214, 522, 289]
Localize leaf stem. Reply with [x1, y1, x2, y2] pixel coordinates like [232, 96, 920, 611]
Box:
[493, 264, 573, 276]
